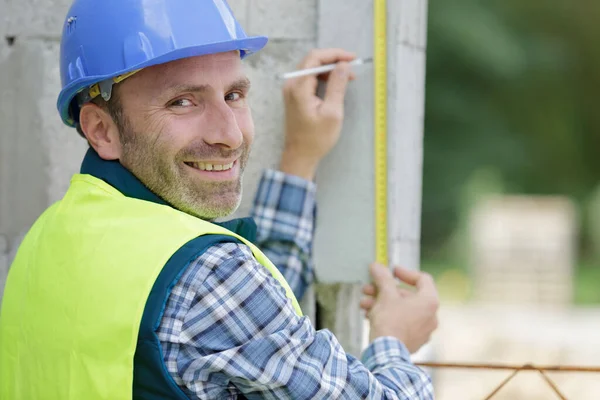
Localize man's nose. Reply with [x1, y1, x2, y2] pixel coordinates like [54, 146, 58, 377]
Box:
[202, 101, 244, 150]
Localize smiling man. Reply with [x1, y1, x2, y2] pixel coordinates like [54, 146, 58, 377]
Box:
[94, 53, 255, 221]
[0, 1, 438, 399]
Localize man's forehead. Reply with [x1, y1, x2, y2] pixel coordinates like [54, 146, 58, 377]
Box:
[142, 51, 244, 89]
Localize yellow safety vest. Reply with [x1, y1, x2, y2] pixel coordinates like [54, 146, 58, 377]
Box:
[0, 174, 302, 399]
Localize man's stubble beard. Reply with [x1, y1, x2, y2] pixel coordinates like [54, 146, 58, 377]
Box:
[118, 122, 250, 221]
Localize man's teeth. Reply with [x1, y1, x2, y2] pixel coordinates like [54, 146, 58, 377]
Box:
[189, 162, 234, 171]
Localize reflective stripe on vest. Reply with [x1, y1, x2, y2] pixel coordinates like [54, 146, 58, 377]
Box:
[0, 174, 302, 399]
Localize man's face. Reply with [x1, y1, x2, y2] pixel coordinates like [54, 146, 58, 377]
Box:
[115, 51, 254, 220]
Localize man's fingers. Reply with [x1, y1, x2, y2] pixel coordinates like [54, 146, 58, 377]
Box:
[416, 273, 438, 298]
[362, 284, 376, 296]
[392, 266, 421, 286]
[369, 263, 395, 295]
[359, 296, 375, 311]
[320, 63, 351, 117]
[285, 49, 355, 105]
[394, 267, 439, 298]
[316, 70, 357, 82]
[364, 281, 410, 298]
[298, 48, 356, 69]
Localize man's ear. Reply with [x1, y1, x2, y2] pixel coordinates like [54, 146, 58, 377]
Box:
[79, 103, 122, 160]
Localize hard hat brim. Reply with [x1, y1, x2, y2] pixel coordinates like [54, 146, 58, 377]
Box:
[58, 35, 268, 127]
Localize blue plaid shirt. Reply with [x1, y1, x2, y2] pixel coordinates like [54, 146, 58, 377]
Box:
[157, 169, 434, 399]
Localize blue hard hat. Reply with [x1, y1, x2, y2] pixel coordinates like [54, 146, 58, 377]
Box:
[57, 0, 267, 127]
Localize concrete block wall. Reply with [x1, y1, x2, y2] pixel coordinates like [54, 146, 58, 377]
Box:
[0, 0, 89, 295]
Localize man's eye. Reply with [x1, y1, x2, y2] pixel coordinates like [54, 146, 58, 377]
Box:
[170, 98, 194, 107]
[225, 92, 242, 102]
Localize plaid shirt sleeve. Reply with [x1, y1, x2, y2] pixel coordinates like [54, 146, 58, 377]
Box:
[157, 170, 434, 399]
[250, 169, 317, 301]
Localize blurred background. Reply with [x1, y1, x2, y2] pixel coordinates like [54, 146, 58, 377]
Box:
[417, 0, 600, 398]
[422, 0, 600, 304]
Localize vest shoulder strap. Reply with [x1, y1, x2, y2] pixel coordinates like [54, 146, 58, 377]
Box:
[134, 234, 242, 399]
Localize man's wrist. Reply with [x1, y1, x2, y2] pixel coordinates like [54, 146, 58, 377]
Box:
[370, 329, 411, 351]
[278, 149, 320, 181]
[361, 337, 412, 371]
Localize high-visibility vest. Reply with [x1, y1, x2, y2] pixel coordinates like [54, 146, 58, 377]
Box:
[0, 174, 302, 399]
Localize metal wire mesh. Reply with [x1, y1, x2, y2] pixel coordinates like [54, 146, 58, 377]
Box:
[416, 362, 600, 399]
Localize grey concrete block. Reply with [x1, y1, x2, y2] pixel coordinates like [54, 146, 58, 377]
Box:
[0, 0, 8, 37]
[35, 40, 88, 203]
[234, 39, 315, 218]
[0, 37, 10, 61]
[388, 34, 427, 271]
[248, 0, 317, 40]
[0, 38, 86, 244]
[315, 283, 365, 357]
[0, 38, 47, 243]
[391, 239, 421, 271]
[6, 0, 71, 38]
[314, 0, 376, 284]
[0, 39, 14, 241]
[418, 0, 429, 48]
[227, 0, 249, 29]
[394, 0, 429, 49]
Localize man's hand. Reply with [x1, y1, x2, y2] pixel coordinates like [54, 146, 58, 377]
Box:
[360, 263, 440, 353]
[279, 48, 356, 180]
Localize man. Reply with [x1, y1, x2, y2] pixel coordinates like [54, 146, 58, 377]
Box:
[0, 0, 439, 399]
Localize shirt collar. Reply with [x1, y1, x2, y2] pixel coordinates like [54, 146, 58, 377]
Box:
[80, 148, 257, 242]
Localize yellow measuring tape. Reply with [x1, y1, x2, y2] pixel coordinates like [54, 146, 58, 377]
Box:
[374, 0, 388, 265]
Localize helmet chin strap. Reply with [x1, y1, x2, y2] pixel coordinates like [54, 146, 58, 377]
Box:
[99, 80, 114, 102]
[77, 69, 141, 106]
[76, 78, 114, 106]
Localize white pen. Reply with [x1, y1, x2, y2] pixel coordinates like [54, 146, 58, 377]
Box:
[278, 57, 373, 80]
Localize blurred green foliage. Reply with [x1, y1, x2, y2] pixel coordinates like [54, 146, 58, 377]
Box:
[422, 0, 600, 265]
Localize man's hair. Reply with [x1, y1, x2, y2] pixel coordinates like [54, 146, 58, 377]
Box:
[75, 88, 126, 139]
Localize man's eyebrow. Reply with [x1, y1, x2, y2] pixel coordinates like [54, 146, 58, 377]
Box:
[228, 77, 251, 91]
[161, 77, 251, 98]
[163, 84, 211, 98]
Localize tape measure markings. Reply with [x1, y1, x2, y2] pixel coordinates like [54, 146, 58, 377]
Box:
[374, 0, 388, 266]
